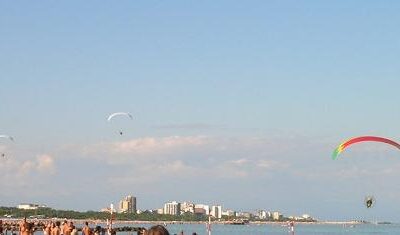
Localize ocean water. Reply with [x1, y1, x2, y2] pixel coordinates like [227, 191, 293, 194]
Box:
[24, 222, 400, 235]
[114, 223, 400, 235]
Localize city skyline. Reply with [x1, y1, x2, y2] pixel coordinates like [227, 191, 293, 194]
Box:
[1, 1, 400, 222]
[10, 198, 312, 222]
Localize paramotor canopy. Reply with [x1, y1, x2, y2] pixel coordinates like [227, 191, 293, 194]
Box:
[332, 136, 400, 160]
[107, 112, 133, 122]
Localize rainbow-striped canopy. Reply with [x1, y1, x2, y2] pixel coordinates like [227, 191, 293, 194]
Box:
[332, 136, 400, 160]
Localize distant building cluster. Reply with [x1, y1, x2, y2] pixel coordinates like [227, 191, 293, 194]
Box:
[100, 195, 315, 222]
[160, 201, 223, 219]
[17, 196, 314, 222]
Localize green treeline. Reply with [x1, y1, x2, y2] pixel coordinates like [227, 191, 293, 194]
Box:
[0, 207, 315, 222]
[0, 207, 208, 221]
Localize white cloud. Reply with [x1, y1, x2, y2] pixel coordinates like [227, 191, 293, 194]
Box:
[82, 136, 208, 157]
[0, 154, 56, 180]
[256, 159, 285, 169]
[36, 154, 56, 174]
[230, 158, 249, 165]
[111, 136, 207, 154]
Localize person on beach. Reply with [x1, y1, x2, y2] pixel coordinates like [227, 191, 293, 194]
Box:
[20, 222, 33, 235]
[82, 222, 92, 235]
[64, 222, 73, 235]
[60, 220, 67, 235]
[94, 226, 101, 235]
[137, 228, 146, 235]
[19, 218, 28, 235]
[288, 221, 294, 234]
[146, 225, 170, 235]
[52, 222, 61, 235]
[70, 226, 77, 235]
[43, 222, 51, 235]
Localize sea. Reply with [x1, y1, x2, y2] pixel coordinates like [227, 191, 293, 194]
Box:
[20, 221, 400, 235]
[94, 222, 400, 235]
[138, 223, 400, 235]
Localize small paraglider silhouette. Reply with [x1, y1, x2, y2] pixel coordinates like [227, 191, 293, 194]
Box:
[107, 112, 133, 136]
[364, 196, 376, 209]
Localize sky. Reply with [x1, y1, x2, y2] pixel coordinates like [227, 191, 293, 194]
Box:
[1, 1, 400, 221]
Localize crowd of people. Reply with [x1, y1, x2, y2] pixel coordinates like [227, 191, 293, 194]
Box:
[0, 219, 112, 235]
[0, 219, 198, 235]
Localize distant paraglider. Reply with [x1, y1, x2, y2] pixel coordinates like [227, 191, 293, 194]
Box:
[332, 136, 399, 211]
[364, 196, 375, 209]
[0, 134, 14, 159]
[332, 136, 400, 160]
[107, 112, 133, 122]
[0, 135, 14, 142]
[107, 112, 133, 135]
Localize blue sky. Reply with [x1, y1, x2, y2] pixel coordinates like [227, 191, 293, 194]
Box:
[1, 1, 400, 221]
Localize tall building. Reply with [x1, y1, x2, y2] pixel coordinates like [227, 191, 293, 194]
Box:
[119, 195, 137, 213]
[272, 211, 282, 220]
[210, 205, 222, 219]
[163, 201, 181, 215]
[257, 210, 270, 220]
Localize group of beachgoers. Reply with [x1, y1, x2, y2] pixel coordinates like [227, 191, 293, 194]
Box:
[0, 219, 87, 235]
[0, 220, 197, 235]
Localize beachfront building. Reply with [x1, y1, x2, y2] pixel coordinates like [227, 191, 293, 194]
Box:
[257, 210, 271, 220]
[119, 195, 137, 214]
[163, 201, 181, 215]
[222, 209, 235, 217]
[236, 211, 252, 218]
[18, 204, 47, 210]
[100, 204, 117, 213]
[288, 214, 314, 221]
[210, 205, 222, 219]
[194, 204, 210, 215]
[272, 211, 283, 220]
[156, 208, 163, 214]
[180, 201, 195, 214]
[194, 207, 207, 216]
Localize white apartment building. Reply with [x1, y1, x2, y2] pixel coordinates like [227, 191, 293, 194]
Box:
[272, 211, 282, 220]
[210, 205, 222, 219]
[163, 201, 181, 215]
[17, 204, 47, 210]
[222, 209, 235, 217]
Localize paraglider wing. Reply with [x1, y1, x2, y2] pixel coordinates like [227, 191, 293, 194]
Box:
[0, 135, 14, 142]
[107, 112, 133, 122]
[332, 136, 400, 160]
[364, 196, 376, 209]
